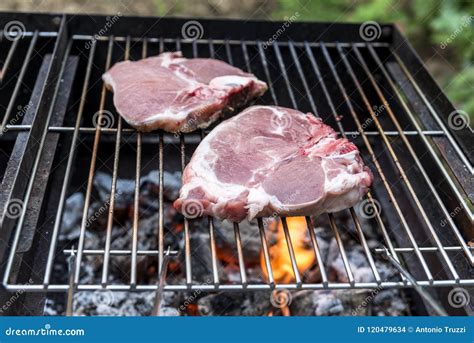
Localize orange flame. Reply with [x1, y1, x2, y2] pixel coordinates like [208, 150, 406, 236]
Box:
[260, 217, 315, 283]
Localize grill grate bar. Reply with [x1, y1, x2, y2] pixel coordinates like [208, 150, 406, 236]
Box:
[64, 248, 179, 256]
[328, 214, 355, 285]
[101, 36, 130, 286]
[176, 37, 193, 288]
[131, 131, 141, 286]
[257, 41, 278, 105]
[320, 41, 434, 282]
[100, 99, 123, 286]
[131, 36, 142, 287]
[204, 40, 224, 289]
[306, 217, 328, 287]
[233, 223, 248, 288]
[2, 125, 448, 137]
[273, 43, 298, 108]
[158, 132, 165, 273]
[0, 37, 19, 81]
[74, 36, 114, 285]
[156, 37, 166, 275]
[337, 43, 459, 281]
[5, 279, 474, 292]
[69, 35, 391, 47]
[180, 135, 193, 287]
[258, 218, 275, 287]
[208, 217, 220, 287]
[288, 41, 318, 115]
[350, 208, 382, 284]
[0, 32, 39, 133]
[281, 218, 303, 287]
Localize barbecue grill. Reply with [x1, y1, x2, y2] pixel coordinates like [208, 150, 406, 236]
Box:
[0, 12, 472, 316]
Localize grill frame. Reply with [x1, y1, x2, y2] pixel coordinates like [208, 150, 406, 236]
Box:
[0, 12, 472, 315]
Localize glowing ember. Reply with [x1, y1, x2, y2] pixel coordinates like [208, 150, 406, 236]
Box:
[260, 217, 316, 283]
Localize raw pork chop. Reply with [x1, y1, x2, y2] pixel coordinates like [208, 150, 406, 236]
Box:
[102, 52, 267, 132]
[173, 106, 373, 222]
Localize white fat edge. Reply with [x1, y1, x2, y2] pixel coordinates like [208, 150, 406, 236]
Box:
[321, 150, 367, 195]
[158, 52, 186, 67]
[209, 75, 254, 90]
[140, 108, 191, 125]
[102, 72, 116, 91]
[159, 53, 200, 87]
[322, 187, 362, 213]
[245, 186, 283, 220]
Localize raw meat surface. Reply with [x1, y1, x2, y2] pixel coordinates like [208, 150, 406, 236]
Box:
[174, 106, 373, 222]
[102, 52, 267, 132]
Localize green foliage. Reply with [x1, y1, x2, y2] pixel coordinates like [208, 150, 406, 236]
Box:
[274, 0, 473, 116]
[445, 66, 474, 117]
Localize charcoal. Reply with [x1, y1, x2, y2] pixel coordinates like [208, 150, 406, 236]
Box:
[372, 289, 408, 316]
[160, 307, 180, 316]
[140, 170, 181, 202]
[313, 227, 331, 261]
[85, 201, 110, 230]
[290, 290, 369, 316]
[60, 192, 84, 240]
[73, 291, 159, 316]
[92, 170, 181, 219]
[314, 292, 345, 316]
[290, 291, 343, 316]
[214, 220, 262, 265]
[198, 291, 271, 316]
[185, 231, 224, 283]
[326, 239, 376, 283]
[93, 172, 135, 213]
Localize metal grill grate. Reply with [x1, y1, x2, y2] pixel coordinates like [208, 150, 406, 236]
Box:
[0, 15, 472, 306]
